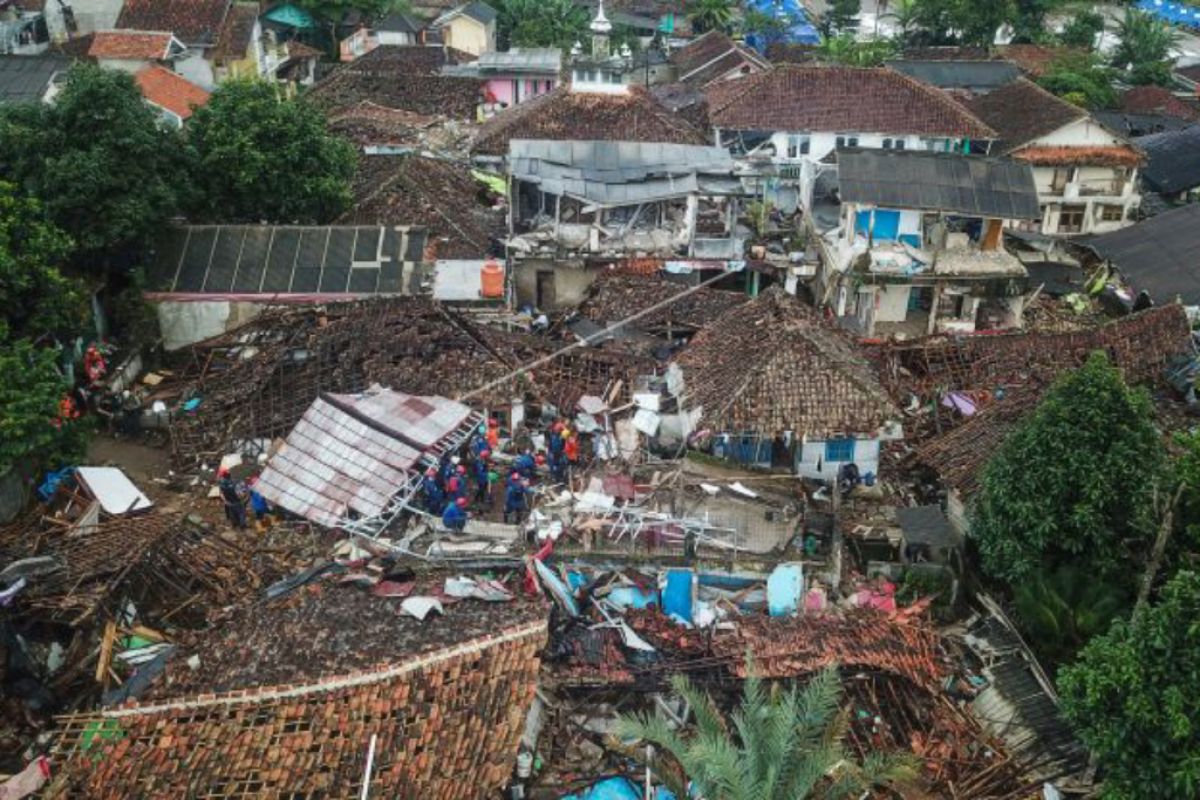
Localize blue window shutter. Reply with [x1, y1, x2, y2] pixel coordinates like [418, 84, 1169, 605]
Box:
[824, 438, 855, 462]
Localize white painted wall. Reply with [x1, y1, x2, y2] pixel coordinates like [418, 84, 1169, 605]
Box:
[766, 131, 956, 164]
[95, 56, 150, 74]
[175, 49, 215, 90]
[875, 284, 911, 323]
[1035, 116, 1124, 147]
[796, 437, 881, 481]
[45, 0, 123, 40]
[376, 30, 415, 45]
[155, 301, 265, 351]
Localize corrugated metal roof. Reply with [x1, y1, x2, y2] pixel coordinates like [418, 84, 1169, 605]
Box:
[476, 47, 559, 72]
[838, 149, 1041, 220]
[1079, 203, 1200, 305]
[254, 387, 477, 527]
[885, 60, 1019, 91]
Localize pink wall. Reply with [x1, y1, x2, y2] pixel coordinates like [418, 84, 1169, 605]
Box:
[483, 76, 558, 108]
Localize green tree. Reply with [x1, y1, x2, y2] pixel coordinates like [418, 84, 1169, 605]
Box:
[1058, 571, 1200, 800]
[688, 0, 735, 34]
[187, 80, 356, 224]
[883, 0, 921, 43]
[820, 0, 861, 37]
[1014, 565, 1128, 665]
[1059, 9, 1104, 50]
[1011, 0, 1063, 44]
[499, 0, 589, 51]
[0, 65, 182, 272]
[1038, 51, 1119, 109]
[742, 8, 789, 38]
[1111, 8, 1180, 86]
[971, 352, 1163, 583]
[816, 35, 897, 66]
[295, 0, 405, 52]
[617, 665, 915, 799]
[908, 0, 1013, 46]
[0, 183, 83, 343]
[0, 339, 86, 474]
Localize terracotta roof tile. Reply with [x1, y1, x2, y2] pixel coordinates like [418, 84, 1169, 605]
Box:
[705, 64, 995, 139]
[88, 30, 176, 60]
[1013, 144, 1143, 167]
[671, 30, 766, 87]
[134, 65, 210, 120]
[995, 44, 1076, 78]
[676, 288, 898, 437]
[1119, 85, 1200, 122]
[309, 45, 480, 119]
[211, 2, 258, 62]
[116, 0, 231, 46]
[470, 85, 707, 156]
[965, 78, 1086, 153]
[579, 271, 750, 331]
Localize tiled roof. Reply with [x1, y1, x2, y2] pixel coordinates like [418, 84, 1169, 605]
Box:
[579, 270, 749, 330]
[88, 30, 176, 60]
[765, 42, 820, 64]
[48, 593, 548, 799]
[676, 288, 898, 437]
[116, 0, 231, 46]
[705, 64, 995, 139]
[211, 2, 258, 62]
[964, 78, 1086, 153]
[328, 101, 440, 147]
[341, 155, 505, 259]
[903, 305, 1191, 495]
[1012, 145, 1143, 167]
[285, 40, 324, 60]
[0, 54, 68, 103]
[1136, 124, 1200, 194]
[995, 44, 1075, 78]
[134, 65, 210, 120]
[308, 45, 480, 119]
[470, 85, 707, 156]
[1118, 85, 1200, 122]
[671, 30, 766, 87]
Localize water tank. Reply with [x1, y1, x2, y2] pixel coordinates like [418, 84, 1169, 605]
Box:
[480, 258, 504, 298]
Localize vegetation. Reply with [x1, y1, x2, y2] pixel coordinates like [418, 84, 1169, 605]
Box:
[1111, 8, 1181, 86]
[906, 0, 1014, 46]
[617, 665, 915, 799]
[819, 0, 861, 37]
[816, 34, 897, 66]
[295, 0, 405, 52]
[0, 65, 183, 274]
[1059, 9, 1105, 50]
[1059, 571, 1200, 800]
[971, 352, 1163, 583]
[0, 340, 86, 474]
[688, 0, 736, 34]
[1038, 51, 1119, 109]
[187, 80, 357, 224]
[882, 0, 920, 44]
[1014, 565, 1128, 665]
[0, 184, 83, 343]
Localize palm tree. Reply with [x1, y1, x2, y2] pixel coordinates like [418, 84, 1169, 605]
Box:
[617, 665, 915, 800]
[688, 0, 735, 34]
[1014, 565, 1128, 665]
[1111, 8, 1181, 85]
[882, 0, 920, 43]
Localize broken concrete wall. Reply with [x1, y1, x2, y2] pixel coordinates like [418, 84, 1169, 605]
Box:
[155, 301, 266, 351]
[513, 259, 597, 311]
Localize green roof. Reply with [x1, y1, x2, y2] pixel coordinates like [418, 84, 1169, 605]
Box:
[264, 3, 316, 29]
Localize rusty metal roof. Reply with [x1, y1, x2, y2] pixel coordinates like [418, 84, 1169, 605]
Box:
[255, 387, 476, 526]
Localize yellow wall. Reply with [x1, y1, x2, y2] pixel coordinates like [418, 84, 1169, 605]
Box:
[443, 17, 492, 55]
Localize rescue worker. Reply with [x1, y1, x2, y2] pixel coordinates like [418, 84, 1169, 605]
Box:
[422, 467, 445, 514]
[217, 468, 247, 530]
[83, 344, 107, 385]
[486, 418, 500, 451]
[548, 423, 565, 462]
[564, 428, 579, 465]
[471, 424, 489, 458]
[442, 496, 469, 534]
[474, 451, 492, 507]
[515, 450, 536, 479]
[247, 475, 273, 532]
[504, 477, 529, 524]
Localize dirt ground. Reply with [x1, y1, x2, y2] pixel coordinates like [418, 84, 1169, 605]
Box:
[85, 434, 204, 518]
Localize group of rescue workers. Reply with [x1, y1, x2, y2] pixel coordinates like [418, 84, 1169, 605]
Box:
[426, 417, 580, 535]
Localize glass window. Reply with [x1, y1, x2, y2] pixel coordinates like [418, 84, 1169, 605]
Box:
[836, 135, 845, 148]
[882, 138, 893, 149]
[786, 135, 811, 158]
[824, 438, 856, 463]
[895, 139, 906, 151]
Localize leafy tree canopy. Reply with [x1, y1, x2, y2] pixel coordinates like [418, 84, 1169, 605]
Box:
[820, 0, 861, 38]
[1014, 564, 1128, 665]
[1111, 8, 1180, 86]
[0, 65, 183, 272]
[816, 34, 897, 66]
[0, 183, 83, 344]
[1059, 9, 1105, 50]
[0, 339, 87, 475]
[1038, 51, 1119, 109]
[971, 351, 1163, 583]
[688, 0, 736, 35]
[186, 80, 356, 224]
[617, 665, 915, 799]
[294, 0, 402, 23]
[1058, 571, 1200, 800]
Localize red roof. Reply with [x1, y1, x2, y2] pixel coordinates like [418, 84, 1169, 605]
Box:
[134, 65, 210, 120]
[88, 30, 176, 60]
[705, 64, 995, 139]
[1119, 85, 1200, 122]
[116, 0, 231, 45]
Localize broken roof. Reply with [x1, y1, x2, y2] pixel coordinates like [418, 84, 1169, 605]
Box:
[884, 59, 1019, 92]
[1011, 145, 1143, 168]
[341, 155, 503, 260]
[471, 86, 707, 157]
[1119, 85, 1200, 122]
[134, 65, 210, 120]
[579, 271, 750, 331]
[896, 505, 959, 549]
[670, 30, 767, 87]
[308, 45, 480, 119]
[964, 78, 1086, 152]
[255, 386, 479, 526]
[1079, 204, 1200, 305]
[1135, 124, 1200, 195]
[211, 2, 259, 61]
[88, 30, 181, 60]
[838, 149, 1040, 219]
[509, 139, 738, 205]
[326, 101, 440, 148]
[146, 225, 428, 297]
[677, 288, 898, 437]
[704, 64, 995, 139]
[116, 0, 231, 45]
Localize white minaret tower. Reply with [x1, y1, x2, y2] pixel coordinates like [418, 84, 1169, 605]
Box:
[591, 0, 612, 60]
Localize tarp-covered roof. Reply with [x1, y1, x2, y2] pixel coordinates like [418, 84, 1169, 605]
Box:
[838, 149, 1041, 219]
[1080, 203, 1200, 305]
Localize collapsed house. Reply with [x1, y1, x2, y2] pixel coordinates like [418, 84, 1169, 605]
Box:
[506, 139, 748, 310]
[306, 44, 482, 119]
[675, 288, 900, 478]
[821, 149, 1041, 337]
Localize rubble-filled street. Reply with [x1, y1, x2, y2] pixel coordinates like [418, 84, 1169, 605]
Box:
[4, 1, 1200, 798]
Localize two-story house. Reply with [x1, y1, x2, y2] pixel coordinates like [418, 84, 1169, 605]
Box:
[966, 79, 1143, 236]
[429, 1, 496, 57]
[115, 0, 232, 88]
[823, 149, 1041, 338]
[705, 65, 996, 214]
[442, 47, 560, 117]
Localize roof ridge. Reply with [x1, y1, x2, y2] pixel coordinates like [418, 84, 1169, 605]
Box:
[1013, 76, 1088, 119]
[884, 65, 998, 139]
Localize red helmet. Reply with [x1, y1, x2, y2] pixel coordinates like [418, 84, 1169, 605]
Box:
[217, 468, 230, 478]
[535, 454, 546, 465]
[488, 417, 499, 427]
[425, 467, 437, 477]
[456, 497, 468, 508]
[448, 477, 459, 491]
[554, 422, 564, 432]
[480, 450, 491, 460]
[510, 471, 520, 480]
[457, 465, 466, 474]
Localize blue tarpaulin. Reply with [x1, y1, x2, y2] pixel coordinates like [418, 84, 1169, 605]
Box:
[1136, 0, 1200, 29]
[662, 569, 695, 623]
[744, 0, 820, 47]
[37, 467, 73, 502]
[561, 777, 678, 800]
